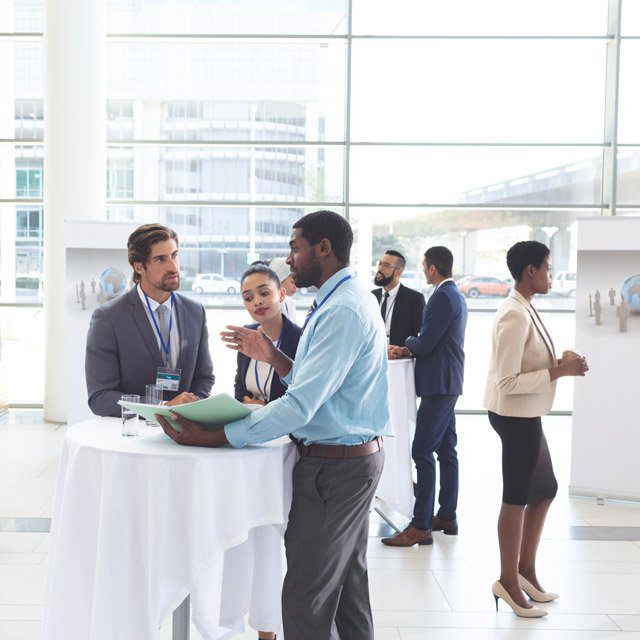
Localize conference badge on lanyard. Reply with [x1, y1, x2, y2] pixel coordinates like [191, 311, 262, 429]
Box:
[156, 367, 181, 392]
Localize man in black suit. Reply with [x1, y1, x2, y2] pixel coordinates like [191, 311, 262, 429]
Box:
[372, 250, 425, 358]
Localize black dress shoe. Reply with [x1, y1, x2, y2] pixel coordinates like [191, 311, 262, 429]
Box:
[432, 515, 458, 535]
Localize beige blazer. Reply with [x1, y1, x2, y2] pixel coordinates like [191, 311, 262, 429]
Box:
[483, 289, 557, 418]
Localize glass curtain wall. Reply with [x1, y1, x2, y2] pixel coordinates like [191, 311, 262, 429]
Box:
[2, 0, 639, 407]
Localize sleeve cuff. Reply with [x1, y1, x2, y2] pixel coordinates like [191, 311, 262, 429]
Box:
[224, 417, 251, 448]
[281, 370, 293, 386]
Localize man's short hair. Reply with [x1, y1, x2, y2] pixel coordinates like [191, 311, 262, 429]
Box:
[241, 263, 281, 288]
[385, 250, 406, 269]
[506, 241, 550, 281]
[127, 224, 179, 284]
[292, 210, 353, 265]
[424, 246, 453, 278]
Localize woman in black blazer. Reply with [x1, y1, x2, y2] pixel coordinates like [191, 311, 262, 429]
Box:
[235, 264, 301, 640]
[234, 264, 302, 406]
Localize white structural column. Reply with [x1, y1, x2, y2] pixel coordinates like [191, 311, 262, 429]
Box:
[0, 2, 16, 303]
[44, 0, 106, 421]
[601, 0, 622, 216]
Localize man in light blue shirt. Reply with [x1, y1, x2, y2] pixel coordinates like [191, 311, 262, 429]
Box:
[158, 210, 391, 640]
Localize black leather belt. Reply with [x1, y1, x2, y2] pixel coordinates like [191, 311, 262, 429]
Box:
[293, 436, 383, 459]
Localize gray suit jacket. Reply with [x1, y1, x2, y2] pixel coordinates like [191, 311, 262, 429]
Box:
[85, 288, 215, 417]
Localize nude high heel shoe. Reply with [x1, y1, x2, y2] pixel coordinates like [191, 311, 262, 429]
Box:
[492, 580, 548, 618]
[518, 574, 559, 603]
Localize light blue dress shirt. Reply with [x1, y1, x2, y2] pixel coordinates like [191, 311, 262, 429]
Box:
[224, 267, 392, 448]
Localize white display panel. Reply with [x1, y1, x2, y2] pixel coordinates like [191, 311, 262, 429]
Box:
[65, 221, 137, 425]
[570, 217, 640, 501]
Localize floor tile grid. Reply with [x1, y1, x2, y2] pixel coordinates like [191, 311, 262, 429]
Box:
[3, 412, 640, 639]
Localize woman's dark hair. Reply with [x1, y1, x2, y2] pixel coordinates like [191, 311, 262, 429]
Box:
[506, 241, 550, 281]
[292, 210, 353, 264]
[240, 263, 281, 288]
[127, 223, 179, 284]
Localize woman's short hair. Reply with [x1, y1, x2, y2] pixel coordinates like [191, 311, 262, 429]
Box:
[506, 241, 550, 281]
[127, 224, 178, 284]
[240, 263, 281, 288]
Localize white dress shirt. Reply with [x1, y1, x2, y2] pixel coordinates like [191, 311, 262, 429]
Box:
[435, 277, 455, 291]
[245, 359, 276, 403]
[137, 284, 180, 368]
[379, 282, 401, 337]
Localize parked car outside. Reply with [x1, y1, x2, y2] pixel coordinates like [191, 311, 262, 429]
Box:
[191, 273, 241, 295]
[457, 275, 512, 298]
[552, 271, 577, 297]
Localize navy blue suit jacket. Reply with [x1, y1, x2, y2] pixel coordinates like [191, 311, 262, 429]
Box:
[405, 280, 468, 398]
[234, 314, 302, 403]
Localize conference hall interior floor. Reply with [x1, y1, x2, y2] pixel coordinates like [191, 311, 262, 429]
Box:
[1, 411, 640, 639]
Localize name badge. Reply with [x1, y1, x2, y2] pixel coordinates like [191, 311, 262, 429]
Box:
[156, 367, 181, 392]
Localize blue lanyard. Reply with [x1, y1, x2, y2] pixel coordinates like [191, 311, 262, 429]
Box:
[253, 330, 283, 401]
[302, 275, 353, 332]
[144, 291, 174, 365]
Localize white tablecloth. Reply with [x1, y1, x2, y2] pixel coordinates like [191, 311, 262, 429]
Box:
[42, 419, 296, 640]
[376, 358, 417, 518]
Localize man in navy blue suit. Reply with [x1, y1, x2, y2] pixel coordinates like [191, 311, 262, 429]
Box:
[382, 246, 468, 547]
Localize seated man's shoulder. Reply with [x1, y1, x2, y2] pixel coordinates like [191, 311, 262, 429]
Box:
[93, 290, 131, 317]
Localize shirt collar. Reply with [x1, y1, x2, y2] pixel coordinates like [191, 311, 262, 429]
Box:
[435, 277, 455, 291]
[382, 282, 401, 300]
[137, 284, 172, 311]
[315, 266, 354, 302]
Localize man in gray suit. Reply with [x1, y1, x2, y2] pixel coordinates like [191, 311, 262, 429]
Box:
[85, 224, 214, 417]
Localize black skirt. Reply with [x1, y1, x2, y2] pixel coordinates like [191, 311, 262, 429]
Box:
[488, 411, 558, 506]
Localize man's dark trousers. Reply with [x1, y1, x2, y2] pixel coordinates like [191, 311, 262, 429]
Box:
[411, 394, 459, 530]
[282, 448, 384, 639]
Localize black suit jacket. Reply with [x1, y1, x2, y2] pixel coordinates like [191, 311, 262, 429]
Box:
[372, 283, 425, 347]
[234, 314, 302, 403]
[85, 288, 215, 417]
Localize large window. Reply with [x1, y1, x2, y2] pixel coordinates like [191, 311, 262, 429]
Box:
[2, 0, 639, 407]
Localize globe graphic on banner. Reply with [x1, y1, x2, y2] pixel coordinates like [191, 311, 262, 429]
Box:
[621, 274, 640, 312]
[100, 268, 127, 300]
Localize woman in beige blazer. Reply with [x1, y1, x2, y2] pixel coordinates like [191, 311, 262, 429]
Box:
[484, 241, 588, 618]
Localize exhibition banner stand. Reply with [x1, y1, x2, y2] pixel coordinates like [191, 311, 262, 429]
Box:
[65, 221, 136, 425]
[570, 217, 640, 502]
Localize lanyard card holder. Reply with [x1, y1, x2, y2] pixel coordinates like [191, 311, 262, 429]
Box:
[156, 367, 181, 392]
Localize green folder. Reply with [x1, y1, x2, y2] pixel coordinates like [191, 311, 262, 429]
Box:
[118, 392, 257, 432]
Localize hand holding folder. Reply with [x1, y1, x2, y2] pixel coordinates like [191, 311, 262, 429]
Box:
[118, 392, 259, 432]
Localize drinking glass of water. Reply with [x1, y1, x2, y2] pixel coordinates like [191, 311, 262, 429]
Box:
[145, 385, 163, 426]
[121, 394, 140, 437]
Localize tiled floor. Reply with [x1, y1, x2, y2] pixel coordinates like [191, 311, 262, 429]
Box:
[1, 411, 639, 639]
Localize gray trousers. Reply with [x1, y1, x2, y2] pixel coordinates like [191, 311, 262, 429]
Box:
[282, 448, 384, 640]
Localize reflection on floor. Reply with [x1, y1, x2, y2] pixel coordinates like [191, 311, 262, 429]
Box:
[1, 411, 640, 639]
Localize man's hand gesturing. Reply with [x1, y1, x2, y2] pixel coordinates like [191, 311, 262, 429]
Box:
[220, 325, 277, 364]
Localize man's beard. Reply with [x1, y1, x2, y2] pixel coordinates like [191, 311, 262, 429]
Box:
[374, 272, 394, 288]
[293, 260, 322, 289]
[156, 275, 180, 292]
